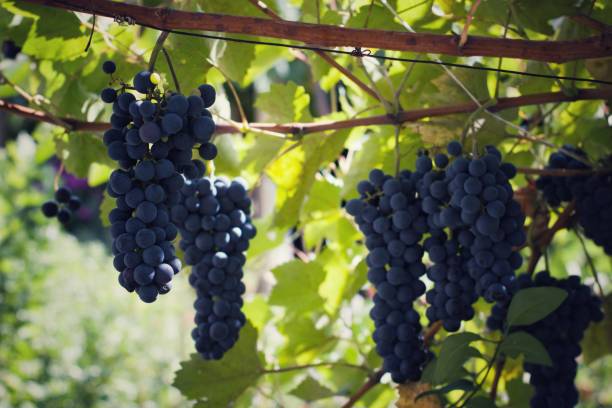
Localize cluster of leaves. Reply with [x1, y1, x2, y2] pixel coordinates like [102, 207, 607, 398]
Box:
[0, 0, 611, 407]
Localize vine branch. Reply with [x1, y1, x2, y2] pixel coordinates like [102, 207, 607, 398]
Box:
[1, 88, 610, 136]
[21, 0, 612, 62]
[246, 0, 380, 100]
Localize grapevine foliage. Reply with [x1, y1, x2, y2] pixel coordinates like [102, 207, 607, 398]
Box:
[488, 272, 604, 408]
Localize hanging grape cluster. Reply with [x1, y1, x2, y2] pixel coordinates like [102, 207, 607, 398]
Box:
[487, 272, 604, 408]
[346, 140, 527, 382]
[418, 142, 526, 309]
[41, 186, 81, 224]
[172, 177, 256, 360]
[346, 169, 430, 383]
[536, 146, 612, 254]
[100, 60, 218, 302]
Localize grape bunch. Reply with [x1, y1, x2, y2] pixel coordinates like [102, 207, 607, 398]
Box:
[423, 232, 477, 332]
[487, 272, 604, 408]
[346, 169, 430, 383]
[2, 39, 21, 59]
[536, 147, 612, 254]
[107, 164, 183, 302]
[418, 142, 526, 303]
[41, 186, 81, 224]
[99, 60, 220, 301]
[100, 60, 217, 179]
[535, 145, 590, 207]
[171, 177, 256, 359]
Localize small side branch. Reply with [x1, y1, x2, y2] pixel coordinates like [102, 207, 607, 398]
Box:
[459, 0, 482, 48]
[149, 31, 170, 72]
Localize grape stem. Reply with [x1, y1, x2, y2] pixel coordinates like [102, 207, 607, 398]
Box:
[161, 47, 181, 94]
[489, 358, 505, 400]
[575, 231, 605, 298]
[53, 161, 65, 191]
[148, 30, 169, 72]
[458, 0, 482, 48]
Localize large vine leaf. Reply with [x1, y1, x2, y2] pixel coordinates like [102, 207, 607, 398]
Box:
[582, 293, 612, 364]
[4, 2, 88, 61]
[506, 287, 568, 328]
[433, 332, 484, 385]
[269, 259, 327, 316]
[162, 33, 212, 94]
[499, 331, 552, 366]
[54, 132, 114, 178]
[254, 81, 311, 123]
[268, 129, 349, 229]
[173, 322, 264, 407]
[290, 376, 335, 401]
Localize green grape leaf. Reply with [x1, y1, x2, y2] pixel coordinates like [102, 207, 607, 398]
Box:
[254, 81, 311, 123]
[433, 332, 484, 385]
[290, 376, 335, 401]
[269, 260, 326, 316]
[87, 162, 113, 187]
[215, 40, 256, 86]
[55, 132, 114, 178]
[268, 129, 349, 229]
[211, 134, 241, 177]
[500, 331, 552, 366]
[99, 190, 115, 227]
[278, 316, 337, 364]
[245, 216, 285, 259]
[163, 33, 212, 94]
[582, 293, 612, 364]
[506, 378, 534, 408]
[173, 322, 263, 407]
[506, 287, 568, 327]
[4, 2, 89, 61]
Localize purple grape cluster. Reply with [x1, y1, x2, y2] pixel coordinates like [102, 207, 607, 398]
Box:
[418, 142, 526, 306]
[535, 147, 612, 255]
[99, 61, 220, 302]
[423, 232, 476, 332]
[172, 177, 256, 359]
[107, 164, 183, 302]
[346, 169, 430, 383]
[487, 272, 603, 408]
[535, 145, 590, 207]
[41, 186, 81, 225]
[100, 61, 217, 179]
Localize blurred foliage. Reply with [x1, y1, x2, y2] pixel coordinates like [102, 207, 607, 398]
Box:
[0, 0, 611, 407]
